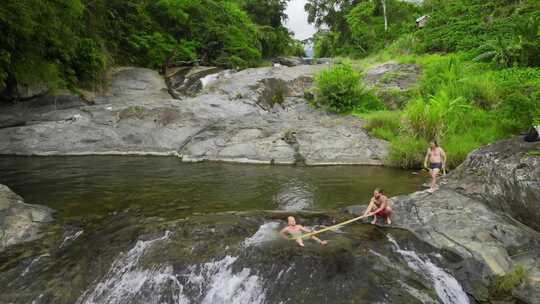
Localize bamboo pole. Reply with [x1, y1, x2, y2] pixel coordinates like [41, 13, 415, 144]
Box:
[293, 214, 370, 240]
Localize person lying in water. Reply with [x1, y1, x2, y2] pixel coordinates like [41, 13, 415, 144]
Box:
[280, 216, 328, 247]
[363, 188, 392, 225]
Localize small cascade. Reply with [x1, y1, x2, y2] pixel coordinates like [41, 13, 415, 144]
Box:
[183, 256, 265, 304]
[243, 222, 281, 247]
[76, 230, 266, 304]
[387, 235, 470, 304]
[75, 231, 185, 304]
[200, 70, 233, 89]
[59, 230, 84, 248]
[21, 254, 49, 277]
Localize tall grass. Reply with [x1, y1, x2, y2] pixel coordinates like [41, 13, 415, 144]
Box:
[354, 53, 540, 169]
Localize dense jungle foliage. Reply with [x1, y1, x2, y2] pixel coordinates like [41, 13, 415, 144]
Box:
[0, 0, 303, 97]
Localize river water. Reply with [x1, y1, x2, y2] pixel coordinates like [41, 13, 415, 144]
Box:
[0, 156, 423, 218]
[0, 156, 472, 304]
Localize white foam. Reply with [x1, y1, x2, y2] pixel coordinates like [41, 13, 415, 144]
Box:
[76, 231, 265, 304]
[200, 70, 233, 88]
[21, 254, 49, 277]
[60, 230, 84, 248]
[184, 256, 266, 304]
[387, 235, 469, 304]
[243, 222, 281, 247]
[75, 231, 188, 304]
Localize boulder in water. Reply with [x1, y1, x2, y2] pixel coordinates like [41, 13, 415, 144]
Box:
[0, 184, 54, 252]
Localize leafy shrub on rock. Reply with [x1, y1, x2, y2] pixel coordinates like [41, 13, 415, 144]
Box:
[314, 63, 385, 113]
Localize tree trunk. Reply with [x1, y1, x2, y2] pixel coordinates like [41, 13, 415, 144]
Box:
[381, 0, 388, 32]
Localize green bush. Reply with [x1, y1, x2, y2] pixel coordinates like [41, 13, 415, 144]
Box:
[314, 63, 385, 113]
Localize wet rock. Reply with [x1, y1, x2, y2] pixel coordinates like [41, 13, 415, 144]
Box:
[0, 184, 54, 252]
[447, 137, 540, 232]
[0, 211, 472, 304]
[272, 57, 331, 67]
[345, 137, 540, 303]
[166, 66, 222, 97]
[0, 65, 388, 165]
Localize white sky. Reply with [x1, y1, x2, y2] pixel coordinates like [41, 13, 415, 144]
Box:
[284, 0, 317, 41]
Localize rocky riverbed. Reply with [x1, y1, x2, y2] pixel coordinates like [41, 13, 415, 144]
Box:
[0, 64, 387, 165]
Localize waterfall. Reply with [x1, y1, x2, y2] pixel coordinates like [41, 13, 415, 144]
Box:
[387, 235, 470, 304]
[75, 231, 188, 304]
[200, 70, 233, 89]
[184, 256, 265, 304]
[243, 221, 281, 247]
[76, 230, 265, 304]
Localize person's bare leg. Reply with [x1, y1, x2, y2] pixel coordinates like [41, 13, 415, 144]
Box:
[296, 238, 305, 247]
[429, 169, 439, 192]
[385, 207, 393, 225]
[371, 214, 378, 224]
[311, 236, 328, 245]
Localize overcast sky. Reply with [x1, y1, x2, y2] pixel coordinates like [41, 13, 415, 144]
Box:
[284, 0, 317, 41]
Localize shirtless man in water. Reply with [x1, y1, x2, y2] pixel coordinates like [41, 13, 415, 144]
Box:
[363, 188, 392, 225]
[423, 140, 447, 193]
[280, 216, 327, 247]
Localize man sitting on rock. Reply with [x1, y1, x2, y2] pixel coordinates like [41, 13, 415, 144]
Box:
[363, 188, 393, 225]
[280, 216, 328, 247]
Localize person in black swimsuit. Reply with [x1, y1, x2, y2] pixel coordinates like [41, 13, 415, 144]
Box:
[423, 141, 447, 193]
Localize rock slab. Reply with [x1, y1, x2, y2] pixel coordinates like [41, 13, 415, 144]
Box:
[0, 65, 388, 165]
[0, 184, 54, 252]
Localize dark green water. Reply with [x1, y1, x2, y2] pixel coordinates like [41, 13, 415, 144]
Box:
[0, 156, 424, 219]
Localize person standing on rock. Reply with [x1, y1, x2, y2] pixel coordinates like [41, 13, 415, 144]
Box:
[363, 189, 392, 225]
[280, 216, 328, 247]
[424, 141, 447, 193]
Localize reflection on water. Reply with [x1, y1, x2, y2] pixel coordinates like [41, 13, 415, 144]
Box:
[0, 156, 423, 219]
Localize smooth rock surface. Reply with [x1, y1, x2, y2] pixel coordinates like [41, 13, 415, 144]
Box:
[0, 184, 54, 252]
[448, 138, 540, 231]
[0, 65, 388, 165]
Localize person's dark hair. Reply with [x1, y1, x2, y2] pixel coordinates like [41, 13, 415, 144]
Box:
[430, 140, 438, 147]
[374, 188, 384, 194]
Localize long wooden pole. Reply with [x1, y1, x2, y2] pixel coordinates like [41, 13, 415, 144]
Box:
[294, 214, 369, 240]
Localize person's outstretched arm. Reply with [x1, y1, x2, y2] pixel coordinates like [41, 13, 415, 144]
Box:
[441, 148, 447, 169]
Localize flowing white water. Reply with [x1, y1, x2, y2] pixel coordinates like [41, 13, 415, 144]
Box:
[184, 256, 266, 304]
[76, 230, 265, 304]
[21, 254, 49, 277]
[200, 70, 233, 89]
[59, 230, 84, 248]
[387, 235, 470, 304]
[243, 222, 281, 247]
[75, 231, 188, 304]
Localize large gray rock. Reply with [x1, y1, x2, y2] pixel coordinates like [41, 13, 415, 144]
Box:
[448, 138, 540, 231]
[0, 65, 388, 165]
[0, 184, 54, 251]
[346, 137, 540, 303]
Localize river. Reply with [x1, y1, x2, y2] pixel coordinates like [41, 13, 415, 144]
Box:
[0, 156, 471, 304]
